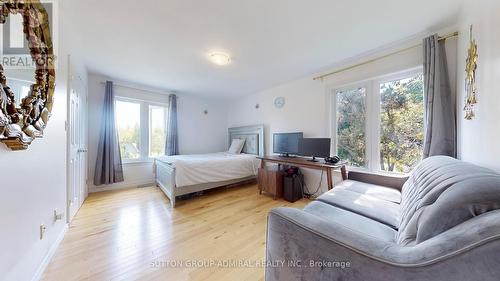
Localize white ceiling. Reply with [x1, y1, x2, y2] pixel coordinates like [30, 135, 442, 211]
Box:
[64, 0, 463, 99]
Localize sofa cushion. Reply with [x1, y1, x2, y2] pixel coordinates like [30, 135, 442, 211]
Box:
[317, 189, 400, 229]
[416, 176, 500, 243]
[303, 201, 397, 242]
[397, 156, 500, 245]
[335, 180, 402, 203]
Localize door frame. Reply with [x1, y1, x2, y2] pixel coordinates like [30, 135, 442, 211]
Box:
[66, 54, 88, 223]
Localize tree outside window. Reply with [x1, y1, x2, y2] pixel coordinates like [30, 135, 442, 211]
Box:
[333, 71, 424, 174]
[336, 87, 367, 168]
[379, 75, 424, 173]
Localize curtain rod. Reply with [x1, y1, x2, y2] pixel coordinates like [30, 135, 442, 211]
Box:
[99, 81, 171, 95]
[313, 31, 459, 81]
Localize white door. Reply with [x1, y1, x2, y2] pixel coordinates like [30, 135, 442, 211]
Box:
[67, 61, 87, 223]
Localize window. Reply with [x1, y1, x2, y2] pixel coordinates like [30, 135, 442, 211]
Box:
[332, 69, 424, 174]
[335, 87, 367, 168]
[116, 100, 141, 160]
[149, 105, 167, 157]
[8, 78, 33, 104]
[379, 75, 424, 173]
[115, 97, 168, 162]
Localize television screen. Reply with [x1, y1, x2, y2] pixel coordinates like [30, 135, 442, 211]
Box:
[273, 132, 303, 155]
[299, 138, 331, 158]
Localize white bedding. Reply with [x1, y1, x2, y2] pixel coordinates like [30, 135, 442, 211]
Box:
[156, 152, 259, 187]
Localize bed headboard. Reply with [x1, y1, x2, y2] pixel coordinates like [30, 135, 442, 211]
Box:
[228, 125, 265, 157]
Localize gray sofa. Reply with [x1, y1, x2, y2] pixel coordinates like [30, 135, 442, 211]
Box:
[266, 156, 500, 281]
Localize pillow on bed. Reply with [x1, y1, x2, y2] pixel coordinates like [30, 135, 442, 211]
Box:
[228, 138, 246, 154]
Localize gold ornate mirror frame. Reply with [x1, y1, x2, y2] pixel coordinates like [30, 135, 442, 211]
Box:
[0, 0, 55, 150]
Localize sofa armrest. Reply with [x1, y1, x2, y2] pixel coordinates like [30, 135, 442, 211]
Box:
[347, 171, 408, 190]
[266, 208, 500, 281]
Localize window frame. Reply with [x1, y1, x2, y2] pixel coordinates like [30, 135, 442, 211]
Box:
[330, 67, 424, 175]
[114, 96, 168, 164]
[148, 104, 168, 158]
[331, 81, 371, 169]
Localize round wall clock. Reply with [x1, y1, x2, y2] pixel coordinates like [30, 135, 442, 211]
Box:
[274, 97, 285, 109]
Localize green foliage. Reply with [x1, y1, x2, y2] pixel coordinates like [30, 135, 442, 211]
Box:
[337, 88, 367, 168]
[150, 127, 166, 157]
[379, 75, 424, 173]
[336, 75, 424, 173]
[118, 123, 140, 159]
[118, 126, 166, 159]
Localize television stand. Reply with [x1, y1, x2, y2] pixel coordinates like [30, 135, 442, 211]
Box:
[257, 155, 347, 191]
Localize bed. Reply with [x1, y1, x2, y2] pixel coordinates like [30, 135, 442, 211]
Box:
[154, 125, 264, 207]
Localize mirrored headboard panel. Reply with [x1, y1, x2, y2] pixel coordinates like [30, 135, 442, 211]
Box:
[228, 125, 265, 157]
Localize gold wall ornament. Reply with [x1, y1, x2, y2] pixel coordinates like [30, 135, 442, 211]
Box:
[464, 25, 478, 120]
[0, 0, 55, 150]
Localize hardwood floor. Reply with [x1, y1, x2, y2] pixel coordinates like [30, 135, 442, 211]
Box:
[42, 183, 308, 281]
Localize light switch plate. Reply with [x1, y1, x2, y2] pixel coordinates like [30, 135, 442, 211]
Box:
[40, 224, 46, 240]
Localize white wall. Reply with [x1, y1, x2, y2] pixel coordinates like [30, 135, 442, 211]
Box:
[87, 73, 228, 192]
[227, 33, 457, 193]
[0, 64, 69, 281]
[0, 1, 88, 280]
[177, 94, 228, 155]
[456, 0, 500, 172]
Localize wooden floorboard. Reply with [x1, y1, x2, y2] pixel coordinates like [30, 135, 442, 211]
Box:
[42, 183, 308, 281]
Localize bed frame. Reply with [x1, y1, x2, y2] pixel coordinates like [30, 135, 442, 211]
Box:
[155, 124, 265, 207]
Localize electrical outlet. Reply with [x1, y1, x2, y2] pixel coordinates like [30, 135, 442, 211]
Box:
[40, 224, 46, 240]
[54, 209, 64, 222]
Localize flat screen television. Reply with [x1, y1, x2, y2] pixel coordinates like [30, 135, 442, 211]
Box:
[299, 138, 331, 162]
[273, 132, 303, 157]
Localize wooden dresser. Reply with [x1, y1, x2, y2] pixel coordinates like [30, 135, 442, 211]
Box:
[258, 165, 284, 199]
[257, 155, 348, 199]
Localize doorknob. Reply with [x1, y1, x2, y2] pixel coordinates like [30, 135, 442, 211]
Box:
[77, 148, 88, 153]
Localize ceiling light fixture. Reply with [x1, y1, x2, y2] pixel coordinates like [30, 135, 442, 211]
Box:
[208, 51, 231, 66]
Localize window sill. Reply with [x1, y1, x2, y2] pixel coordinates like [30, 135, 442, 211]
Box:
[122, 159, 155, 165]
[346, 166, 410, 177]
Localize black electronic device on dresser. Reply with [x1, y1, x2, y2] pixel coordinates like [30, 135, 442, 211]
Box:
[273, 132, 304, 157]
[284, 173, 304, 203]
[298, 138, 331, 162]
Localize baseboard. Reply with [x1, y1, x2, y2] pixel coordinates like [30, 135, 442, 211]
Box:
[88, 180, 156, 193]
[31, 223, 68, 281]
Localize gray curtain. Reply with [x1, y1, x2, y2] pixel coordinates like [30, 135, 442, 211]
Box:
[165, 94, 178, 155]
[422, 34, 457, 158]
[93, 81, 124, 186]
